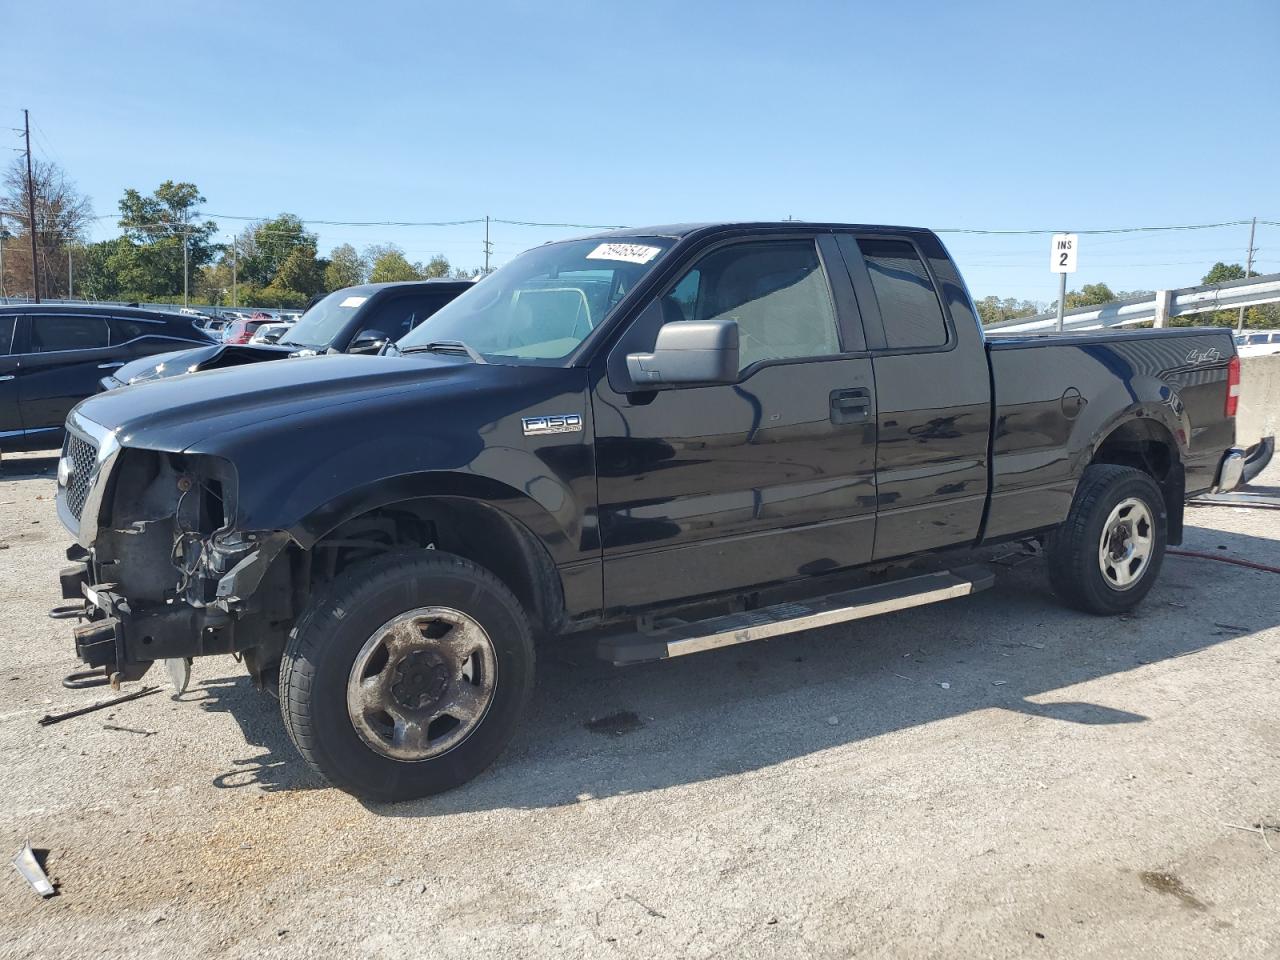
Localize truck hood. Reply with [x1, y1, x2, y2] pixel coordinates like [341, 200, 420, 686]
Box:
[113, 342, 295, 386]
[76, 352, 483, 452]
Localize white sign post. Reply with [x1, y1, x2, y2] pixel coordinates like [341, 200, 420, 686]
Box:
[1050, 233, 1078, 332]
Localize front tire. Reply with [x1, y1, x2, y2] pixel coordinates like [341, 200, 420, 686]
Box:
[1046, 464, 1167, 615]
[280, 551, 535, 802]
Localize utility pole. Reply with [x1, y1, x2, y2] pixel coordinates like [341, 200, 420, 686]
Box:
[23, 109, 40, 303]
[1236, 217, 1257, 332]
[230, 236, 238, 307]
[181, 224, 190, 308]
[67, 244, 73, 300]
[0, 212, 5, 299]
[483, 215, 492, 274]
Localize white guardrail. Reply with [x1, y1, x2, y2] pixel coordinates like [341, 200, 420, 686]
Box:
[985, 271, 1280, 334]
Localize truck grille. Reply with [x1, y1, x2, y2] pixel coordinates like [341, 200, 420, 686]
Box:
[63, 432, 98, 521]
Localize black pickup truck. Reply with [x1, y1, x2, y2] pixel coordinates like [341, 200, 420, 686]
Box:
[51, 222, 1268, 801]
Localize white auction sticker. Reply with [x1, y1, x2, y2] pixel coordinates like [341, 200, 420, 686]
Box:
[339, 295, 369, 308]
[585, 243, 662, 265]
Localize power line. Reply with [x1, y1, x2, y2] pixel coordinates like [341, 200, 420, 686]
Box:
[935, 219, 1269, 236]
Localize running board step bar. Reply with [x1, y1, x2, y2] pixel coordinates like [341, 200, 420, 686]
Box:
[598, 564, 995, 665]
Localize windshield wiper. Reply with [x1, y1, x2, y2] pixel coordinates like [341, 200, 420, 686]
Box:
[399, 340, 487, 364]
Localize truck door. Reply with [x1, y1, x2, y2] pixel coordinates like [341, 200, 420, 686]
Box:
[834, 233, 992, 559]
[593, 232, 878, 609]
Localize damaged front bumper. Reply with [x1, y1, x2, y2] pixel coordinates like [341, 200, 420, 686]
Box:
[54, 531, 291, 684]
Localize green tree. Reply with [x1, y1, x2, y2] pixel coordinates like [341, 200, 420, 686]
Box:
[422, 254, 452, 279]
[274, 242, 326, 297]
[115, 181, 218, 298]
[368, 246, 420, 282]
[974, 295, 1041, 325]
[248, 214, 316, 286]
[74, 238, 126, 301]
[1202, 262, 1247, 286]
[1183, 262, 1279, 329]
[194, 260, 233, 304]
[324, 243, 367, 290]
[1064, 282, 1116, 310]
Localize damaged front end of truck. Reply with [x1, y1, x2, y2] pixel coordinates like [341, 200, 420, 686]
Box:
[53, 409, 297, 688]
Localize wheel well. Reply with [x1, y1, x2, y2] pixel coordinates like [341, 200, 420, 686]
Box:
[1090, 418, 1185, 544]
[307, 497, 565, 637]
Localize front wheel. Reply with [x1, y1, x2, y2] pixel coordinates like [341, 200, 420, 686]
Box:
[279, 551, 535, 802]
[1046, 464, 1167, 615]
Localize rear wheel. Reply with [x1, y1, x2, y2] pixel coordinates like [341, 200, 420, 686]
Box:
[280, 551, 534, 802]
[1046, 464, 1167, 615]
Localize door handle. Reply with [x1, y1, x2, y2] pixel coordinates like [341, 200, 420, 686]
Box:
[98, 362, 125, 369]
[830, 387, 872, 424]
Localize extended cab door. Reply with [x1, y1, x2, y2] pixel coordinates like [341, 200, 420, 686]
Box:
[592, 232, 879, 609]
[834, 232, 992, 559]
[16, 313, 112, 436]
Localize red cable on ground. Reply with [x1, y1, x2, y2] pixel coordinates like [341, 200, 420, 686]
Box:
[1166, 549, 1280, 575]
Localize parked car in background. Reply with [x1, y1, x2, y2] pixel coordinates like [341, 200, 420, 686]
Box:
[102, 279, 473, 389]
[221, 316, 282, 344]
[194, 316, 228, 338]
[0, 304, 214, 453]
[249, 322, 294, 344]
[1234, 329, 1280, 358]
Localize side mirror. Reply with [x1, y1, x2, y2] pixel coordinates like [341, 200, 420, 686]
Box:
[625, 320, 739, 389]
[348, 330, 389, 355]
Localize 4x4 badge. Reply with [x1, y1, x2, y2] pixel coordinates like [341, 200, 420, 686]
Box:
[522, 414, 583, 436]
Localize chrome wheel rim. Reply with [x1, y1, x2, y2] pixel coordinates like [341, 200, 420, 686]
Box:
[1098, 497, 1154, 590]
[346, 607, 497, 761]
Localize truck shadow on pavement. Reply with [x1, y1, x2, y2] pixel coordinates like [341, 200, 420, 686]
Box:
[0, 454, 57, 481]
[195, 523, 1280, 810]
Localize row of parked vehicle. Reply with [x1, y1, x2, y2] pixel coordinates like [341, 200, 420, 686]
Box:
[0, 279, 472, 454]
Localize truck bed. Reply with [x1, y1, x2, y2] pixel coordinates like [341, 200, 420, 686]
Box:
[982, 326, 1236, 541]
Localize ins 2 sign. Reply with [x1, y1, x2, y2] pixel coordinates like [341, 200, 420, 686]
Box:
[1050, 233, 1078, 274]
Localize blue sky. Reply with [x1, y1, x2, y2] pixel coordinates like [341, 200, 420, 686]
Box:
[2, 0, 1277, 303]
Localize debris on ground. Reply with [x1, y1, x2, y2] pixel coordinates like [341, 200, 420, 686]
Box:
[37, 687, 159, 727]
[101, 724, 157, 737]
[11, 842, 56, 899]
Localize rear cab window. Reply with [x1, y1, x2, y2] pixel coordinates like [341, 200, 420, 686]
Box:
[846, 237, 949, 351]
[0, 315, 14, 354]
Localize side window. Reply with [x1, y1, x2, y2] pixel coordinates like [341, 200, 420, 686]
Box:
[30, 316, 109, 352]
[857, 238, 948, 350]
[108, 319, 153, 344]
[0, 315, 14, 355]
[662, 240, 840, 372]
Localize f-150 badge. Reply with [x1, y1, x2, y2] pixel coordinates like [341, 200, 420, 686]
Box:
[522, 414, 583, 436]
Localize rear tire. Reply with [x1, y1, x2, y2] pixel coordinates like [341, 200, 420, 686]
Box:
[1046, 464, 1167, 615]
[280, 551, 534, 802]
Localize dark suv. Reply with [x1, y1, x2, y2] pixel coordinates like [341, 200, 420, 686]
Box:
[103, 280, 474, 390]
[0, 304, 214, 453]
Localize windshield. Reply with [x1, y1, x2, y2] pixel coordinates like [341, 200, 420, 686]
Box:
[397, 237, 673, 360]
[281, 288, 370, 349]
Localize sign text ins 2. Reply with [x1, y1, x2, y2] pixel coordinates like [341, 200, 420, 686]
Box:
[1050, 233, 1078, 274]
